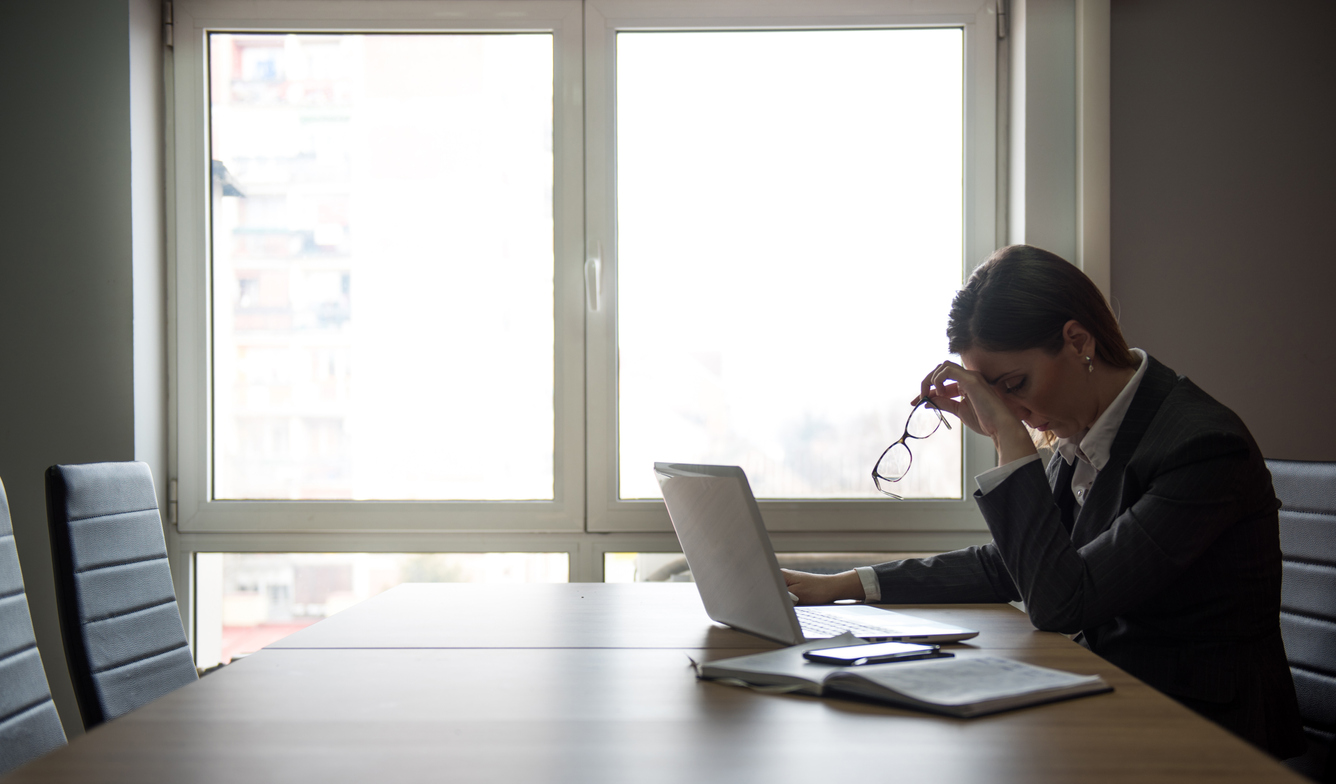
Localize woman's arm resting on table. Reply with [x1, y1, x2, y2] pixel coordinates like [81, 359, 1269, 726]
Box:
[782, 569, 865, 605]
[870, 545, 1023, 604]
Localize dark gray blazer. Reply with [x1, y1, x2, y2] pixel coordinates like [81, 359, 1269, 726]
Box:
[872, 356, 1304, 758]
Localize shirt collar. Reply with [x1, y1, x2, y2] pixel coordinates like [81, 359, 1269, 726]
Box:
[1056, 348, 1149, 471]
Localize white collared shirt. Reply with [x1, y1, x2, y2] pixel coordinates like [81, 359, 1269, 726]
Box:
[1054, 348, 1149, 508]
[856, 348, 1149, 603]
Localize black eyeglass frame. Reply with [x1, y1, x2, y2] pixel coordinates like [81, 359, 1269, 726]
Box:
[872, 397, 951, 499]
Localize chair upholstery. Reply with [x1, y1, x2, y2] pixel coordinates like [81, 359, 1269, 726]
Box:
[0, 476, 67, 774]
[1269, 459, 1336, 782]
[45, 462, 197, 729]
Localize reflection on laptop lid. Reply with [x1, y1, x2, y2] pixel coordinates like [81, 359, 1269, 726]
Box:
[654, 462, 978, 646]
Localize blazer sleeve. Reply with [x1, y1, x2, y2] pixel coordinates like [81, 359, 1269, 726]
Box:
[974, 430, 1256, 634]
[870, 542, 1021, 603]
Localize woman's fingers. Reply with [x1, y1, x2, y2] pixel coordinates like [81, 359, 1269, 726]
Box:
[932, 362, 969, 396]
[928, 396, 965, 419]
[907, 359, 1039, 466]
[913, 382, 963, 408]
[780, 569, 864, 605]
[920, 362, 970, 408]
[930, 361, 1028, 440]
[912, 360, 999, 436]
[780, 568, 817, 604]
[919, 362, 953, 403]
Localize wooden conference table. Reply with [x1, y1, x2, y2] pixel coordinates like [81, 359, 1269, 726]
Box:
[5, 583, 1307, 783]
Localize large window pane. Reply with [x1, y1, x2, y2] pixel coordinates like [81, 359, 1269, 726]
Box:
[209, 33, 555, 500]
[616, 29, 964, 500]
[195, 552, 569, 667]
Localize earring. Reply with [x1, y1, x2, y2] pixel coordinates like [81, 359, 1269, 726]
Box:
[1085, 356, 1094, 374]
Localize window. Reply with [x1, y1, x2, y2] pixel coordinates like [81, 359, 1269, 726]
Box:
[172, 1, 586, 532]
[170, 0, 997, 570]
[195, 552, 568, 667]
[612, 28, 966, 503]
[209, 32, 557, 502]
[582, 0, 999, 532]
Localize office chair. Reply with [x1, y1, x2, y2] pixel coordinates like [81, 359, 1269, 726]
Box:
[0, 476, 67, 774]
[1269, 459, 1336, 782]
[45, 462, 197, 730]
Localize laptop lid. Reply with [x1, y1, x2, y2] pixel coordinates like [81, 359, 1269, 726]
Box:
[654, 462, 980, 646]
[654, 462, 806, 645]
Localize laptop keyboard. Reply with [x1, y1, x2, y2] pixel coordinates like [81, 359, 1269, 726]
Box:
[795, 607, 896, 639]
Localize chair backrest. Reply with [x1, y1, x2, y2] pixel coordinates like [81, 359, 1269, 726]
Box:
[0, 476, 67, 774]
[45, 462, 197, 729]
[1269, 458, 1336, 781]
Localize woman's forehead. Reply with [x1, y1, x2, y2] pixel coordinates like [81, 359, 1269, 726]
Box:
[959, 348, 1047, 381]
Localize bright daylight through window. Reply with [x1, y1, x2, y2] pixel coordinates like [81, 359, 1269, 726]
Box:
[209, 33, 556, 501]
[176, 0, 991, 660]
[616, 29, 965, 500]
[194, 552, 568, 667]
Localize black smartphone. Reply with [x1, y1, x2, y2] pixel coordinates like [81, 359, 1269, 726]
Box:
[803, 641, 951, 666]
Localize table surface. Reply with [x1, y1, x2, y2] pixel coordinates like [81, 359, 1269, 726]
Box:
[4, 583, 1307, 784]
[268, 582, 1071, 651]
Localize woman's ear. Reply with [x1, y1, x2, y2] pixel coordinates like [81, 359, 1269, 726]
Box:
[1063, 319, 1095, 359]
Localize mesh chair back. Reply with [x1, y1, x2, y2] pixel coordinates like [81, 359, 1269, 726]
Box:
[45, 462, 196, 729]
[1270, 458, 1336, 782]
[0, 476, 66, 774]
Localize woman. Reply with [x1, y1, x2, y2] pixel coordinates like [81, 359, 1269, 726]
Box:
[784, 245, 1304, 759]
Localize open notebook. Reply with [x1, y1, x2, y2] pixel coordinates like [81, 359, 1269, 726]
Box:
[696, 634, 1112, 718]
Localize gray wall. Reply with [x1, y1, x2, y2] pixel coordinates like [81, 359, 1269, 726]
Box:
[0, 0, 147, 736]
[1110, 0, 1336, 460]
[132, 0, 168, 515]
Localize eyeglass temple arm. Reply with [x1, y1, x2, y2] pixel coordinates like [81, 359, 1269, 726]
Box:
[921, 397, 953, 430]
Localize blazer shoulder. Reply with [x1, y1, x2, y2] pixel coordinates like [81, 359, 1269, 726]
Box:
[1125, 369, 1276, 514]
[1139, 374, 1256, 466]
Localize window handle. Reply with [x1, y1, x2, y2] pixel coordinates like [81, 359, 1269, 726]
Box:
[585, 241, 602, 311]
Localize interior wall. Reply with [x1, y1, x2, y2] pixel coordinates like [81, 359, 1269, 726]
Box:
[0, 0, 140, 737]
[1009, 0, 1079, 262]
[1110, 0, 1336, 461]
[132, 0, 167, 512]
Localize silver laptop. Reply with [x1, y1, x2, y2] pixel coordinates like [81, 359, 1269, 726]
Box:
[654, 462, 978, 646]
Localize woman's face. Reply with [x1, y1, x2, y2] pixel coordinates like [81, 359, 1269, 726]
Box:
[958, 343, 1095, 440]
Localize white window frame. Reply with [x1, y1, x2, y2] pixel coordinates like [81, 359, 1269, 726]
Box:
[583, 0, 999, 533]
[168, 0, 997, 543]
[169, 0, 588, 533]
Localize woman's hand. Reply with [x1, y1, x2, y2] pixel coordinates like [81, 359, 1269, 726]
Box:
[782, 569, 865, 605]
[917, 361, 1036, 465]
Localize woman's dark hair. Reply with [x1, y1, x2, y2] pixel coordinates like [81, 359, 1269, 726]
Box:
[947, 245, 1137, 369]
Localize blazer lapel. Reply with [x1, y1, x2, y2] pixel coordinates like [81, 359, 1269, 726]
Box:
[1070, 356, 1179, 546]
[1045, 448, 1066, 489]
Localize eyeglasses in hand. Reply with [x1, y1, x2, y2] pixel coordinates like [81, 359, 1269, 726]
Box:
[872, 398, 951, 498]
